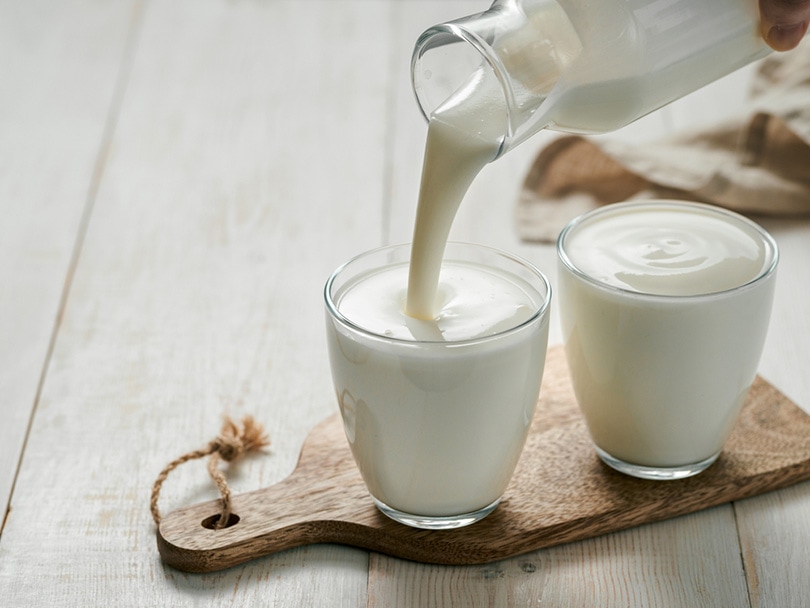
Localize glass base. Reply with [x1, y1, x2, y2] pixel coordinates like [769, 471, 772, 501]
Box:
[595, 445, 720, 480]
[372, 497, 501, 530]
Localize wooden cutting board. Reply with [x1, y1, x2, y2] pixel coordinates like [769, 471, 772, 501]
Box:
[157, 346, 810, 573]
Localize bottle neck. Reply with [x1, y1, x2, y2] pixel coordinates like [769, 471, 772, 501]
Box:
[412, 2, 582, 156]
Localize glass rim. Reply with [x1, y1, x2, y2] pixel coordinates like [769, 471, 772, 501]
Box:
[324, 241, 552, 346]
[556, 200, 780, 302]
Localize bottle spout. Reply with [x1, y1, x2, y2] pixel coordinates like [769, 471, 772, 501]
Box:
[411, 11, 507, 121]
[411, 1, 582, 156]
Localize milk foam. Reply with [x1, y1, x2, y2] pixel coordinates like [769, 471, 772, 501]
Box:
[337, 261, 539, 342]
[562, 204, 771, 296]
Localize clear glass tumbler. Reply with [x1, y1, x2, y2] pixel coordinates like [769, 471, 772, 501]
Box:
[557, 201, 778, 480]
[324, 243, 551, 528]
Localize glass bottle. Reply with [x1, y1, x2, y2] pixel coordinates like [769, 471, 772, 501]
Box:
[411, 0, 770, 158]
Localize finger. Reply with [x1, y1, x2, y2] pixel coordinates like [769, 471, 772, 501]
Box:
[765, 20, 809, 50]
[760, 0, 810, 50]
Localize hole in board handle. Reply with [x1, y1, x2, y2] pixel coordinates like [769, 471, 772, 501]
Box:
[201, 513, 240, 530]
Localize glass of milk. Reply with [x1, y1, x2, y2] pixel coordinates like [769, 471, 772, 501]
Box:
[324, 242, 551, 529]
[557, 201, 778, 480]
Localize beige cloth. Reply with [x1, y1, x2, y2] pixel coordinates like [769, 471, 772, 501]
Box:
[518, 37, 810, 243]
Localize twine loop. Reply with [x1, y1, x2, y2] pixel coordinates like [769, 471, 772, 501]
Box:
[150, 415, 269, 530]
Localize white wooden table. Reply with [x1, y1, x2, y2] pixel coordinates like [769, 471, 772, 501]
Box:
[2, 1, 809, 605]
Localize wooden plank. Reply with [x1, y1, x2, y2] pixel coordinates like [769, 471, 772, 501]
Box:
[736, 481, 810, 608]
[0, 0, 138, 520]
[0, 0, 392, 604]
[368, 507, 749, 607]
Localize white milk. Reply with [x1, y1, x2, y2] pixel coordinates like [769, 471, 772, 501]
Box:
[558, 202, 778, 471]
[405, 2, 585, 319]
[563, 204, 770, 295]
[326, 245, 550, 518]
[541, 0, 767, 134]
[404, 69, 507, 319]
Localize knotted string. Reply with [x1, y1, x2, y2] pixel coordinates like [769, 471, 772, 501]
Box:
[150, 415, 269, 529]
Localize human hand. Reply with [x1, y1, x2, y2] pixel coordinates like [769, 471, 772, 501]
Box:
[760, 0, 810, 51]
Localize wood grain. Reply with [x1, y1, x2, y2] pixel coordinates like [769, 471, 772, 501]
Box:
[158, 346, 810, 572]
[0, 0, 138, 520]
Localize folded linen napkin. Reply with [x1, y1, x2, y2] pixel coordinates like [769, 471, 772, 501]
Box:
[518, 37, 810, 243]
